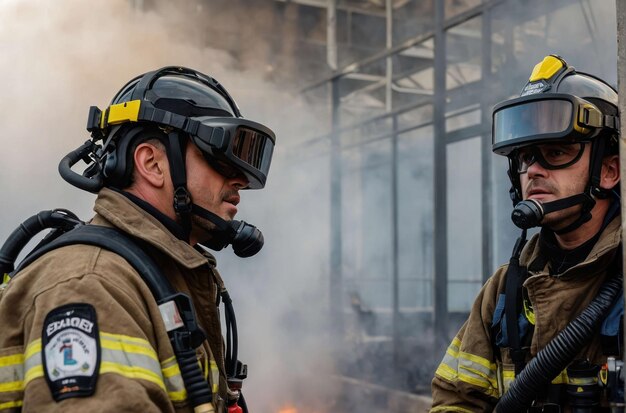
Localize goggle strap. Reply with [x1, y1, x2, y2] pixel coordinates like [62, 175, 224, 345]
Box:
[603, 114, 620, 131]
[139, 105, 188, 130]
[589, 137, 607, 196]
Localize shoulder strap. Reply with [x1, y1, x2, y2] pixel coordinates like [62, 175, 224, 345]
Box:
[15, 225, 172, 300]
[14, 224, 215, 408]
[504, 259, 529, 374]
[504, 234, 529, 375]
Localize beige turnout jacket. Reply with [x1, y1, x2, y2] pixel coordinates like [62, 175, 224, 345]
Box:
[0, 188, 229, 412]
[431, 215, 622, 412]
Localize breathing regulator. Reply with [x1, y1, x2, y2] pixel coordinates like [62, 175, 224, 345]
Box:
[58, 66, 276, 257]
[492, 54, 619, 234]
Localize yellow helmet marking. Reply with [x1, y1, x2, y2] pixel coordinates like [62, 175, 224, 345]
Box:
[529, 55, 565, 82]
[106, 100, 142, 126]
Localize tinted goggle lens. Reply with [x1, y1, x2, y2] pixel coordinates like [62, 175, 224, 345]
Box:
[493, 99, 574, 145]
[232, 127, 274, 174]
[515, 142, 586, 173]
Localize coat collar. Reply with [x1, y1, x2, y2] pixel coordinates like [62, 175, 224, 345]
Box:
[91, 187, 216, 269]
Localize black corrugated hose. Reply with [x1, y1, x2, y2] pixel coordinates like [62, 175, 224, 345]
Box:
[495, 276, 622, 412]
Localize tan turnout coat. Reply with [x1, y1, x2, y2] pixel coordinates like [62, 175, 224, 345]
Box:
[431, 216, 622, 412]
[0, 188, 229, 412]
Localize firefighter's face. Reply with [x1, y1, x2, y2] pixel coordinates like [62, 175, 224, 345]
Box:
[185, 143, 248, 236]
[519, 143, 591, 230]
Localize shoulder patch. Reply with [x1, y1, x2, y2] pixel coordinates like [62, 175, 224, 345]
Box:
[42, 303, 100, 401]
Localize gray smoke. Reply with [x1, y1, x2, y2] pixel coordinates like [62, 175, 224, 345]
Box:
[0, 0, 333, 411]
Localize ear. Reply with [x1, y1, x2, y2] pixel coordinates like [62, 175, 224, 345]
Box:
[133, 142, 168, 188]
[600, 154, 620, 190]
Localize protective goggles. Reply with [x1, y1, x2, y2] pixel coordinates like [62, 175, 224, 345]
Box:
[492, 93, 618, 156]
[87, 100, 276, 189]
[513, 141, 588, 174]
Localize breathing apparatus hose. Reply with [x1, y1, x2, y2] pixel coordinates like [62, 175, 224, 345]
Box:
[495, 276, 623, 412]
[0, 209, 82, 275]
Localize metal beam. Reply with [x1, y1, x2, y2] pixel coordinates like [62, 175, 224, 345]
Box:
[300, 0, 506, 93]
[433, 0, 449, 351]
[330, 77, 344, 339]
[481, 7, 494, 282]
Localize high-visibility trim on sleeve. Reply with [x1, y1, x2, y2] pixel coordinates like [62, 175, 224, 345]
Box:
[100, 361, 165, 390]
[160, 356, 187, 402]
[435, 337, 498, 398]
[20, 332, 191, 405]
[101, 334, 160, 362]
[0, 354, 24, 387]
[0, 400, 23, 410]
[0, 349, 25, 412]
[0, 355, 23, 368]
[210, 360, 219, 394]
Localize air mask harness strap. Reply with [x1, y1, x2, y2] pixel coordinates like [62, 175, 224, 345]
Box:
[505, 230, 529, 375]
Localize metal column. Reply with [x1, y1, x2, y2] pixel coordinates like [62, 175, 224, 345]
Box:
[433, 0, 449, 350]
[327, 0, 338, 70]
[391, 113, 400, 367]
[385, 0, 401, 369]
[481, 10, 493, 282]
[329, 77, 344, 336]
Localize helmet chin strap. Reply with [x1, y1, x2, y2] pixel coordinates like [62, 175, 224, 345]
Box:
[166, 131, 264, 257]
[511, 193, 595, 234]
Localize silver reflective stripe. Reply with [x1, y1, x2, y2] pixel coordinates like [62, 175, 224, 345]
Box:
[161, 356, 187, 402]
[20, 334, 190, 405]
[435, 337, 498, 398]
[0, 351, 25, 411]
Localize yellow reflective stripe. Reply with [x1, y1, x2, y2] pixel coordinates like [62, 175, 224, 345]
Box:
[0, 355, 23, 368]
[431, 406, 473, 413]
[162, 363, 180, 378]
[435, 363, 457, 382]
[0, 381, 21, 393]
[23, 340, 43, 387]
[100, 361, 165, 391]
[436, 337, 498, 397]
[210, 360, 219, 394]
[0, 400, 23, 410]
[161, 356, 177, 366]
[451, 337, 461, 349]
[24, 340, 41, 360]
[159, 353, 187, 402]
[24, 365, 43, 386]
[459, 351, 497, 372]
[101, 337, 159, 362]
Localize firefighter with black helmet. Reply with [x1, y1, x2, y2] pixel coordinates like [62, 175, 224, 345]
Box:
[431, 55, 621, 411]
[0, 67, 275, 412]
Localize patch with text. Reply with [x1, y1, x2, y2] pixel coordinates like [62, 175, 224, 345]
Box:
[42, 303, 100, 401]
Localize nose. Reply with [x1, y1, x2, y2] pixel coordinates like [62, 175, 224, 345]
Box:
[230, 175, 249, 190]
[525, 158, 547, 179]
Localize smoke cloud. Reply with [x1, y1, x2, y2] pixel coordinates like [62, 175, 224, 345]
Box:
[0, 0, 332, 411]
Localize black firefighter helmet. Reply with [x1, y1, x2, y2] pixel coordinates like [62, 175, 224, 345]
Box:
[491, 55, 619, 232]
[59, 66, 275, 257]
